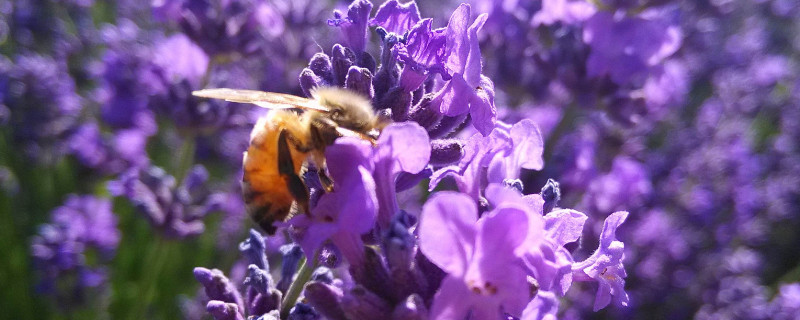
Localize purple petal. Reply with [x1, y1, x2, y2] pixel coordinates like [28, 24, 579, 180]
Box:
[544, 209, 588, 247]
[464, 13, 487, 87]
[510, 119, 544, 171]
[419, 192, 477, 276]
[375, 122, 431, 175]
[369, 0, 421, 34]
[521, 291, 560, 320]
[599, 211, 628, 249]
[444, 4, 471, 74]
[469, 76, 497, 136]
[153, 33, 209, 85]
[429, 276, 474, 320]
[469, 207, 530, 284]
[433, 73, 473, 116]
[331, 231, 367, 266]
[290, 214, 338, 261]
[374, 122, 430, 226]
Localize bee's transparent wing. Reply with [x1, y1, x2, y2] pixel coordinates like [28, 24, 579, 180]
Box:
[192, 88, 329, 112]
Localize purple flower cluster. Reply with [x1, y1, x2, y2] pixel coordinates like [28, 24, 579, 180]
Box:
[30, 195, 120, 302]
[109, 165, 226, 238]
[7, 0, 799, 318]
[192, 1, 634, 319]
[2, 53, 81, 162]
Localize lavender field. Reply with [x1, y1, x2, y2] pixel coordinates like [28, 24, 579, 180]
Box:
[1, 0, 799, 319]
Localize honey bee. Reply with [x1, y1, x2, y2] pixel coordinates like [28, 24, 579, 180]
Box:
[192, 87, 384, 235]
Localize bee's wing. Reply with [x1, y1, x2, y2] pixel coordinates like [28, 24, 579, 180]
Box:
[192, 88, 329, 112]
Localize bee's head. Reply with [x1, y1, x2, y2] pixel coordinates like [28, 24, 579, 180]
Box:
[312, 87, 376, 132]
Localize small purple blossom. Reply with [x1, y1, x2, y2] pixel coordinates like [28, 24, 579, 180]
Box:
[572, 211, 630, 311]
[68, 122, 150, 174]
[108, 165, 225, 238]
[372, 122, 431, 228]
[30, 195, 120, 296]
[430, 119, 544, 200]
[583, 9, 681, 85]
[328, 0, 373, 54]
[3, 53, 81, 161]
[420, 191, 531, 319]
[394, 18, 448, 92]
[430, 4, 497, 135]
[290, 137, 377, 265]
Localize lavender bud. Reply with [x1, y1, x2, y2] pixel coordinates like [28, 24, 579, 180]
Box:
[341, 286, 392, 320]
[253, 310, 281, 320]
[206, 301, 245, 320]
[243, 265, 272, 295]
[373, 28, 400, 103]
[427, 113, 468, 139]
[429, 139, 464, 166]
[193, 268, 244, 308]
[503, 179, 524, 194]
[375, 27, 400, 70]
[409, 96, 443, 131]
[415, 253, 445, 302]
[331, 44, 356, 86]
[299, 68, 325, 97]
[288, 302, 320, 320]
[308, 53, 334, 85]
[350, 246, 395, 302]
[383, 212, 415, 269]
[239, 229, 268, 269]
[357, 52, 377, 74]
[383, 210, 427, 301]
[246, 286, 281, 316]
[345, 66, 374, 99]
[540, 179, 561, 214]
[391, 294, 428, 320]
[277, 244, 304, 292]
[304, 282, 347, 320]
[377, 86, 412, 122]
[311, 266, 335, 284]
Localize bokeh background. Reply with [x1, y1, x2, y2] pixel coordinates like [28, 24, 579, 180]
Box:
[1, 0, 799, 319]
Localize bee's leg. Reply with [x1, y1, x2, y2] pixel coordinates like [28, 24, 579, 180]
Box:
[285, 130, 314, 153]
[318, 169, 335, 193]
[309, 118, 341, 146]
[278, 129, 311, 215]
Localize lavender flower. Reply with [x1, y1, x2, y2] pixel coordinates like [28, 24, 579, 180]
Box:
[571, 211, 630, 311]
[108, 165, 224, 238]
[68, 122, 150, 174]
[419, 191, 532, 319]
[583, 9, 681, 86]
[30, 195, 120, 298]
[328, 0, 372, 55]
[3, 53, 81, 161]
[289, 137, 377, 265]
[430, 119, 544, 200]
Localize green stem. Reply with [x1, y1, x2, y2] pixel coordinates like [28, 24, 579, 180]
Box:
[774, 263, 800, 290]
[129, 237, 171, 320]
[280, 254, 318, 319]
[174, 137, 196, 183]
